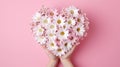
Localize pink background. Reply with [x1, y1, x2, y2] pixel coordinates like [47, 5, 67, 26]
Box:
[0, 0, 120, 67]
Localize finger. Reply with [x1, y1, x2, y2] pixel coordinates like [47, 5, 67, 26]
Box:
[71, 45, 77, 52]
[61, 45, 77, 58]
[41, 45, 53, 55]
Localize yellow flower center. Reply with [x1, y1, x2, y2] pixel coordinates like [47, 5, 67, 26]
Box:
[50, 25, 54, 29]
[38, 29, 43, 32]
[70, 10, 74, 14]
[50, 12, 54, 16]
[63, 25, 66, 29]
[57, 48, 62, 52]
[50, 43, 54, 46]
[49, 33, 54, 37]
[77, 28, 80, 32]
[77, 18, 81, 22]
[64, 43, 68, 46]
[68, 20, 72, 24]
[44, 19, 48, 23]
[60, 31, 65, 36]
[57, 19, 61, 24]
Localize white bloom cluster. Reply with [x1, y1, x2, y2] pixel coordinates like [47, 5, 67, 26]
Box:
[31, 6, 89, 56]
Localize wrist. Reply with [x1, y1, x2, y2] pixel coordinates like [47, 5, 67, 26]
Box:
[47, 59, 59, 67]
[60, 56, 71, 61]
[60, 58, 74, 67]
[60, 58, 71, 63]
[50, 59, 58, 63]
[49, 57, 59, 62]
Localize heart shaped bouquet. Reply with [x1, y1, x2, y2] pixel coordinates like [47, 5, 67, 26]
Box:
[31, 6, 89, 56]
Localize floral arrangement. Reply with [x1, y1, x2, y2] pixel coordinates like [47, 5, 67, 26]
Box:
[31, 6, 89, 56]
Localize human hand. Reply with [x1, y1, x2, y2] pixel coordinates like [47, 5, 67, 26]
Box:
[42, 45, 59, 67]
[60, 45, 77, 67]
[60, 45, 77, 60]
[41, 45, 77, 67]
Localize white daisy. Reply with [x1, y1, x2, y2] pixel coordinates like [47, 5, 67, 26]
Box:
[33, 25, 44, 36]
[35, 35, 47, 45]
[66, 6, 79, 17]
[40, 16, 51, 27]
[62, 41, 72, 52]
[54, 15, 65, 27]
[53, 47, 65, 56]
[49, 9, 58, 17]
[32, 12, 41, 22]
[67, 18, 76, 25]
[47, 23, 57, 32]
[47, 40, 58, 50]
[74, 24, 85, 36]
[57, 28, 69, 41]
[46, 30, 56, 40]
[77, 15, 85, 23]
[64, 18, 76, 29]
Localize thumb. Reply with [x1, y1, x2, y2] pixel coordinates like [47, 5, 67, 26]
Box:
[61, 45, 77, 59]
